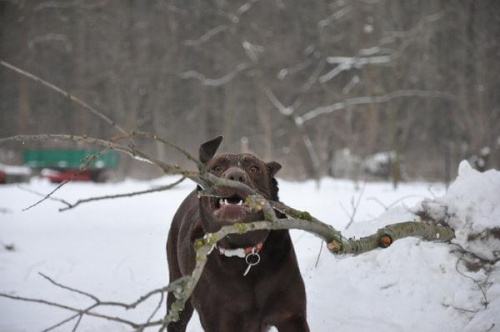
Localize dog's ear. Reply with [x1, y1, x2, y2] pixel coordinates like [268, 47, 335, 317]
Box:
[267, 161, 282, 177]
[267, 161, 281, 201]
[199, 136, 223, 165]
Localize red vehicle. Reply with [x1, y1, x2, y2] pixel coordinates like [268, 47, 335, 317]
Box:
[39, 168, 93, 183]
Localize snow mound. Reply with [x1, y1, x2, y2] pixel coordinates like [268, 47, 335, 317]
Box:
[416, 161, 500, 261]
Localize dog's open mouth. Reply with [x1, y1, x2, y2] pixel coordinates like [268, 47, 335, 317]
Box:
[204, 188, 257, 223]
[202, 187, 268, 247]
[213, 193, 252, 221]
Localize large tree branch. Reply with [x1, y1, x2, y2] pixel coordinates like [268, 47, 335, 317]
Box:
[0, 62, 458, 330]
[0, 131, 457, 330]
[164, 214, 455, 324]
[0, 132, 454, 256]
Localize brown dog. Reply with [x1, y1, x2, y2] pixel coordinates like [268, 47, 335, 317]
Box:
[166, 136, 309, 332]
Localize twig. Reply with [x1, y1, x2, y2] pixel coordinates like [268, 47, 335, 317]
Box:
[317, 179, 365, 266]
[39, 273, 99, 302]
[0, 292, 150, 328]
[427, 184, 440, 199]
[17, 185, 72, 208]
[0, 272, 183, 330]
[344, 181, 367, 230]
[367, 194, 426, 212]
[71, 311, 86, 332]
[339, 201, 351, 218]
[441, 303, 479, 314]
[130, 131, 202, 169]
[367, 196, 388, 210]
[137, 292, 164, 332]
[22, 180, 69, 211]
[21, 149, 110, 211]
[42, 303, 99, 332]
[314, 240, 324, 268]
[454, 251, 489, 309]
[0, 60, 132, 142]
[59, 176, 186, 212]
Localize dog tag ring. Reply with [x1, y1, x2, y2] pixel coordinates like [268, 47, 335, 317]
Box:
[243, 249, 261, 276]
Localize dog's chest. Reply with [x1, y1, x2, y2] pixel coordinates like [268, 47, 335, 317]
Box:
[192, 256, 273, 309]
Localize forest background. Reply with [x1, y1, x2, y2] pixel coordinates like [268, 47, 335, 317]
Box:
[1, 0, 499, 182]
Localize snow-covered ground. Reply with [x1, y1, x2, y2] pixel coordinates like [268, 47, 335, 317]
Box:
[0, 161, 499, 331]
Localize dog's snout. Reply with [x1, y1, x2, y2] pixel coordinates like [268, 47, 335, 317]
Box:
[224, 167, 248, 183]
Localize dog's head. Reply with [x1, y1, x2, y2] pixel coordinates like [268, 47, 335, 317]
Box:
[197, 136, 281, 247]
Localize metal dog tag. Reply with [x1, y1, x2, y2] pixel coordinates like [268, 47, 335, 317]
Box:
[243, 249, 261, 276]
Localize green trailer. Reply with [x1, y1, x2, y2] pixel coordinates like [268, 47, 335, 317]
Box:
[23, 149, 120, 182]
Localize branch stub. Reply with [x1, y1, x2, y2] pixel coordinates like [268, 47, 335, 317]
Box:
[327, 241, 342, 252]
[379, 234, 393, 248]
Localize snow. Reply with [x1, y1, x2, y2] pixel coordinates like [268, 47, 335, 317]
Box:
[415, 161, 500, 261]
[1, 164, 499, 331]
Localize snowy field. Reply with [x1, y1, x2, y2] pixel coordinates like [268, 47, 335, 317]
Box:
[1, 161, 499, 331]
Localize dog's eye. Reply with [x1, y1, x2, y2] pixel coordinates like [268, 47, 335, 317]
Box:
[212, 165, 222, 172]
[249, 165, 259, 173]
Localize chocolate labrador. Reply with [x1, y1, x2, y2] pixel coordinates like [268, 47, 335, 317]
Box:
[166, 136, 309, 332]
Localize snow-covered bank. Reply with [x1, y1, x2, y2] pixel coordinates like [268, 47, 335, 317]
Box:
[0, 164, 499, 331]
[416, 161, 500, 261]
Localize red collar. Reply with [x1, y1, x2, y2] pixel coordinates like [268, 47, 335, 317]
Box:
[216, 242, 263, 258]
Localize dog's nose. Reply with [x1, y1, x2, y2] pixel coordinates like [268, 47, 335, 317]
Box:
[224, 167, 248, 183]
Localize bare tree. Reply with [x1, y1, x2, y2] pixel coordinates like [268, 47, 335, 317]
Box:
[1, 0, 499, 179]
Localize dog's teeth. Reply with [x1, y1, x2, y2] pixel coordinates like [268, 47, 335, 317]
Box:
[219, 198, 244, 206]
